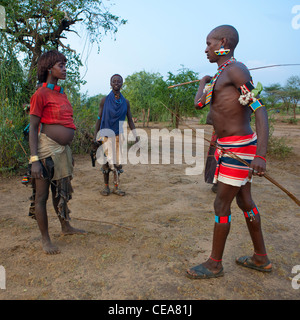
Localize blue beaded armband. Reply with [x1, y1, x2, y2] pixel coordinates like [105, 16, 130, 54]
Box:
[249, 98, 265, 112]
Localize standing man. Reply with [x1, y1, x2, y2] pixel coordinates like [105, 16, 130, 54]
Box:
[186, 25, 272, 279]
[94, 74, 137, 196]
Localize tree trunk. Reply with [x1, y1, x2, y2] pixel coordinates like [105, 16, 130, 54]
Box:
[142, 109, 145, 127]
[175, 113, 180, 128]
[175, 106, 180, 128]
[24, 41, 42, 101]
[146, 108, 150, 127]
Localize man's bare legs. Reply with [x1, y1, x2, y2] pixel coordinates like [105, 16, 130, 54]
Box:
[187, 181, 271, 278]
[202, 182, 240, 272]
[187, 182, 240, 277]
[236, 183, 271, 268]
[112, 165, 125, 196]
[101, 163, 111, 196]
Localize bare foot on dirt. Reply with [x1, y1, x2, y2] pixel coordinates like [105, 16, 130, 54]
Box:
[42, 239, 60, 255]
[61, 225, 87, 236]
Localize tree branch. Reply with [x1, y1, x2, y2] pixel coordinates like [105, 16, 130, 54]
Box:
[57, 39, 76, 53]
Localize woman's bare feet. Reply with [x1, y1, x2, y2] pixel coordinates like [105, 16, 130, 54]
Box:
[61, 222, 87, 236]
[42, 238, 60, 255]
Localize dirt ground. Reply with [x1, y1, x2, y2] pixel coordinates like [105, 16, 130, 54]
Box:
[0, 119, 299, 300]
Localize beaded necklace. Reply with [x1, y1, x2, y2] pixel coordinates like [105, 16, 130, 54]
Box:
[42, 82, 64, 94]
[205, 57, 236, 105]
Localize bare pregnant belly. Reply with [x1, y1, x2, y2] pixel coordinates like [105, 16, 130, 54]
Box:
[41, 124, 74, 145]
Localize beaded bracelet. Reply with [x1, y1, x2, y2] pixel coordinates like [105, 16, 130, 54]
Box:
[254, 155, 266, 162]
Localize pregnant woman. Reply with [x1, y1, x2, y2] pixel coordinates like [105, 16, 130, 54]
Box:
[29, 50, 85, 254]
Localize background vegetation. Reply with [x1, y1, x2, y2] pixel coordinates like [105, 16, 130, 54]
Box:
[0, 1, 299, 173]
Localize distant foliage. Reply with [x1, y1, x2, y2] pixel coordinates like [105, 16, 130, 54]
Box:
[71, 92, 104, 154]
[0, 50, 29, 171]
[122, 67, 200, 128]
[263, 76, 300, 119]
[166, 66, 199, 128]
[122, 71, 169, 126]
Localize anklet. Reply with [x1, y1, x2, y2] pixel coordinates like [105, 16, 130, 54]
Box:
[254, 252, 267, 256]
[210, 256, 222, 262]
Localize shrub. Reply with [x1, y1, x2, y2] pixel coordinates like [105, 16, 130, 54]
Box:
[267, 136, 293, 159]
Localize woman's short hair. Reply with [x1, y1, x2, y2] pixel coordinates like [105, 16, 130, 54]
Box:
[37, 50, 67, 83]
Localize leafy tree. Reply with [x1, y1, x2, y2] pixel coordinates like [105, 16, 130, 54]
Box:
[122, 71, 168, 126]
[264, 76, 300, 120]
[284, 75, 300, 120]
[0, 0, 127, 98]
[263, 83, 282, 110]
[166, 66, 199, 128]
[0, 1, 127, 171]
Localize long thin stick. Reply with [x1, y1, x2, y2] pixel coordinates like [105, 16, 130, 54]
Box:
[168, 64, 300, 89]
[249, 63, 300, 71]
[72, 217, 134, 230]
[12, 131, 28, 156]
[160, 102, 300, 206]
[6, 119, 28, 156]
[168, 79, 200, 89]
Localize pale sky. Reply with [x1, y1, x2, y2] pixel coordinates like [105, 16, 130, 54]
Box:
[67, 0, 300, 97]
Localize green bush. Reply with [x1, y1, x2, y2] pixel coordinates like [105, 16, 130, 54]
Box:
[0, 108, 29, 172]
[71, 94, 100, 154]
[267, 136, 293, 159]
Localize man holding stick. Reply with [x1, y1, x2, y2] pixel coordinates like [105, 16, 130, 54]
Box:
[186, 25, 272, 279]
